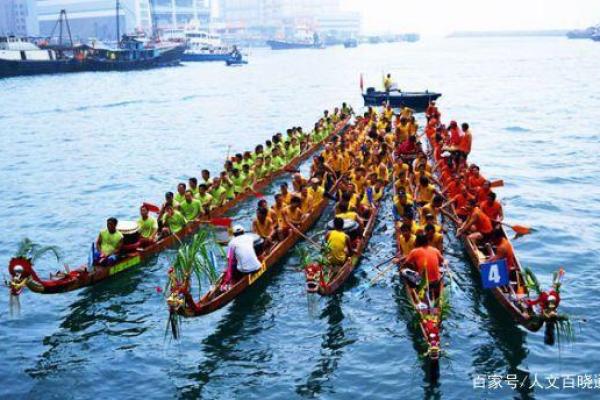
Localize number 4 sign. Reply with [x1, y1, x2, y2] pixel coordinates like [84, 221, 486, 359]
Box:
[480, 259, 509, 289]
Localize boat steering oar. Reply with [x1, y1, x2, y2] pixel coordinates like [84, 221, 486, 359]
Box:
[366, 256, 406, 287]
[285, 219, 323, 251]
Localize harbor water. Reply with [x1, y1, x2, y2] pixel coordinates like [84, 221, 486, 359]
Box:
[1, 37, 599, 399]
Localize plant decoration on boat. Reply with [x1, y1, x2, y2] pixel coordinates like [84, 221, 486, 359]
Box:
[166, 228, 223, 338]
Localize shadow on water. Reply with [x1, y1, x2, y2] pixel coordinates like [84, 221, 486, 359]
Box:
[296, 294, 353, 398]
[25, 255, 160, 378]
[392, 280, 442, 396]
[466, 261, 534, 400]
[175, 252, 289, 399]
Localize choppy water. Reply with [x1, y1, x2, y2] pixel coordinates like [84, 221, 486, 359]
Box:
[1, 37, 599, 399]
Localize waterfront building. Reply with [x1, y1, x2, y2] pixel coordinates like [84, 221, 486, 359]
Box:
[0, 0, 39, 36]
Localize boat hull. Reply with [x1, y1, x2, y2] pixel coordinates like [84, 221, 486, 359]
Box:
[0, 45, 185, 78]
[362, 88, 441, 111]
[266, 40, 323, 50]
[181, 52, 233, 62]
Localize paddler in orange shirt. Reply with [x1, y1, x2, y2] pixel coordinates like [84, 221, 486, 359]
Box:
[399, 234, 445, 299]
[487, 227, 518, 278]
[480, 192, 504, 222]
[457, 199, 494, 245]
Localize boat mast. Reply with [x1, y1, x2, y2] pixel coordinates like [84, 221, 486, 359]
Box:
[116, 0, 121, 45]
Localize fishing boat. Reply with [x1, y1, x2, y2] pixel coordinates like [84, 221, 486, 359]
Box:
[181, 30, 239, 62]
[0, 10, 184, 79]
[167, 178, 341, 317]
[7, 117, 350, 295]
[267, 30, 325, 50]
[362, 87, 441, 111]
[343, 38, 358, 48]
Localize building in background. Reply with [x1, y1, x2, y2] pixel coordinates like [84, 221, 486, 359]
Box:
[36, 0, 211, 41]
[218, 0, 360, 44]
[0, 0, 39, 36]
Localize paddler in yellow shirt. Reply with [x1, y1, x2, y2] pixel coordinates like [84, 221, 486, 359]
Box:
[299, 186, 314, 213]
[95, 217, 123, 265]
[396, 222, 416, 256]
[307, 178, 325, 204]
[326, 217, 353, 266]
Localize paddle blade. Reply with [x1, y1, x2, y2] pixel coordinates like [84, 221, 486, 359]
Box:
[252, 191, 265, 198]
[511, 224, 534, 236]
[490, 179, 504, 188]
[209, 217, 232, 228]
[143, 202, 160, 213]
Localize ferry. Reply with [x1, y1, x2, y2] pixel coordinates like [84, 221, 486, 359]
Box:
[181, 30, 237, 62]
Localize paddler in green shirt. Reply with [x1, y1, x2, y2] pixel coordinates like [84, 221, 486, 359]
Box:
[242, 151, 254, 168]
[241, 164, 255, 190]
[230, 168, 246, 194]
[282, 141, 292, 162]
[253, 157, 267, 180]
[179, 190, 203, 221]
[263, 155, 274, 175]
[196, 183, 213, 212]
[137, 205, 158, 247]
[160, 205, 187, 237]
[271, 148, 285, 170]
[232, 153, 243, 171]
[201, 169, 213, 186]
[96, 217, 123, 264]
[188, 177, 199, 197]
[264, 140, 273, 157]
[174, 182, 187, 205]
[254, 144, 264, 161]
[210, 177, 227, 207]
[288, 137, 301, 160]
[219, 171, 236, 200]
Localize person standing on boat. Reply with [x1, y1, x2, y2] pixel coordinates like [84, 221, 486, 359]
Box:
[95, 217, 123, 266]
[326, 217, 353, 266]
[137, 206, 158, 248]
[383, 73, 393, 92]
[227, 225, 262, 276]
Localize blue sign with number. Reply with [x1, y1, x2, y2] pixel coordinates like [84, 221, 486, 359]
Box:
[480, 259, 509, 289]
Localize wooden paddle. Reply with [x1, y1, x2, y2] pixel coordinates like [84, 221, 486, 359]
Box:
[490, 179, 504, 188]
[367, 256, 405, 286]
[496, 220, 535, 236]
[285, 219, 323, 251]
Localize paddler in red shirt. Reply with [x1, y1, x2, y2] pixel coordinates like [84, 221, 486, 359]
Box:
[466, 164, 486, 190]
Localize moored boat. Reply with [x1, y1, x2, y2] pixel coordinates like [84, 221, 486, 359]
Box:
[362, 87, 441, 111]
[7, 116, 350, 295]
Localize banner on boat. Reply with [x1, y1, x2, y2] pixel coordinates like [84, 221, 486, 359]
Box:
[480, 259, 508, 289]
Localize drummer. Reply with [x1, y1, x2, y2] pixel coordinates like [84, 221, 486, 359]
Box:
[137, 205, 158, 247]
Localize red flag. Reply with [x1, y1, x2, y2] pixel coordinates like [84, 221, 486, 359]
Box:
[209, 217, 233, 228]
[142, 202, 160, 213]
[360, 73, 364, 92]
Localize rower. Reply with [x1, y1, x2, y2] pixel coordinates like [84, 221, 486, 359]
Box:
[457, 122, 472, 164]
[232, 153, 243, 171]
[227, 225, 262, 278]
[179, 190, 203, 221]
[326, 217, 353, 266]
[487, 227, 518, 280]
[279, 182, 292, 205]
[476, 180, 492, 203]
[95, 217, 123, 265]
[393, 189, 414, 220]
[196, 184, 213, 212]
[271, 147, 285, 170]
[174, 183, 187, 205]
[209, 177, 227, 208]
[188, 177, 199, 197]
[252, 206, 276, 248]
[201, 169, 213, 186]
[160, 205, 187, 237]
[230, 168, 246, 195]
[416, 176, 437, 207]
[481, 192, 504, 222]
[396, 222, 416, 256]
[457, 199, 494, 247]
[292, 173, 307, 193]
[158, 191, 175, 229]
[241, 164, 255, 189]
[137, 205, 158, 248]
[299, 186, 314, 214]
[307, 178, 325, 204]
[335, 202, 364, 230]
[280, 196, 306, 238]
[401, 233, 445, 299]
[424, 223, 443, 251]
[253, 157, 267, 180]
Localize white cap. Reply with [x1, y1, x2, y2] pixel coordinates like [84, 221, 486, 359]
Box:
[232, 224, 244, 234]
